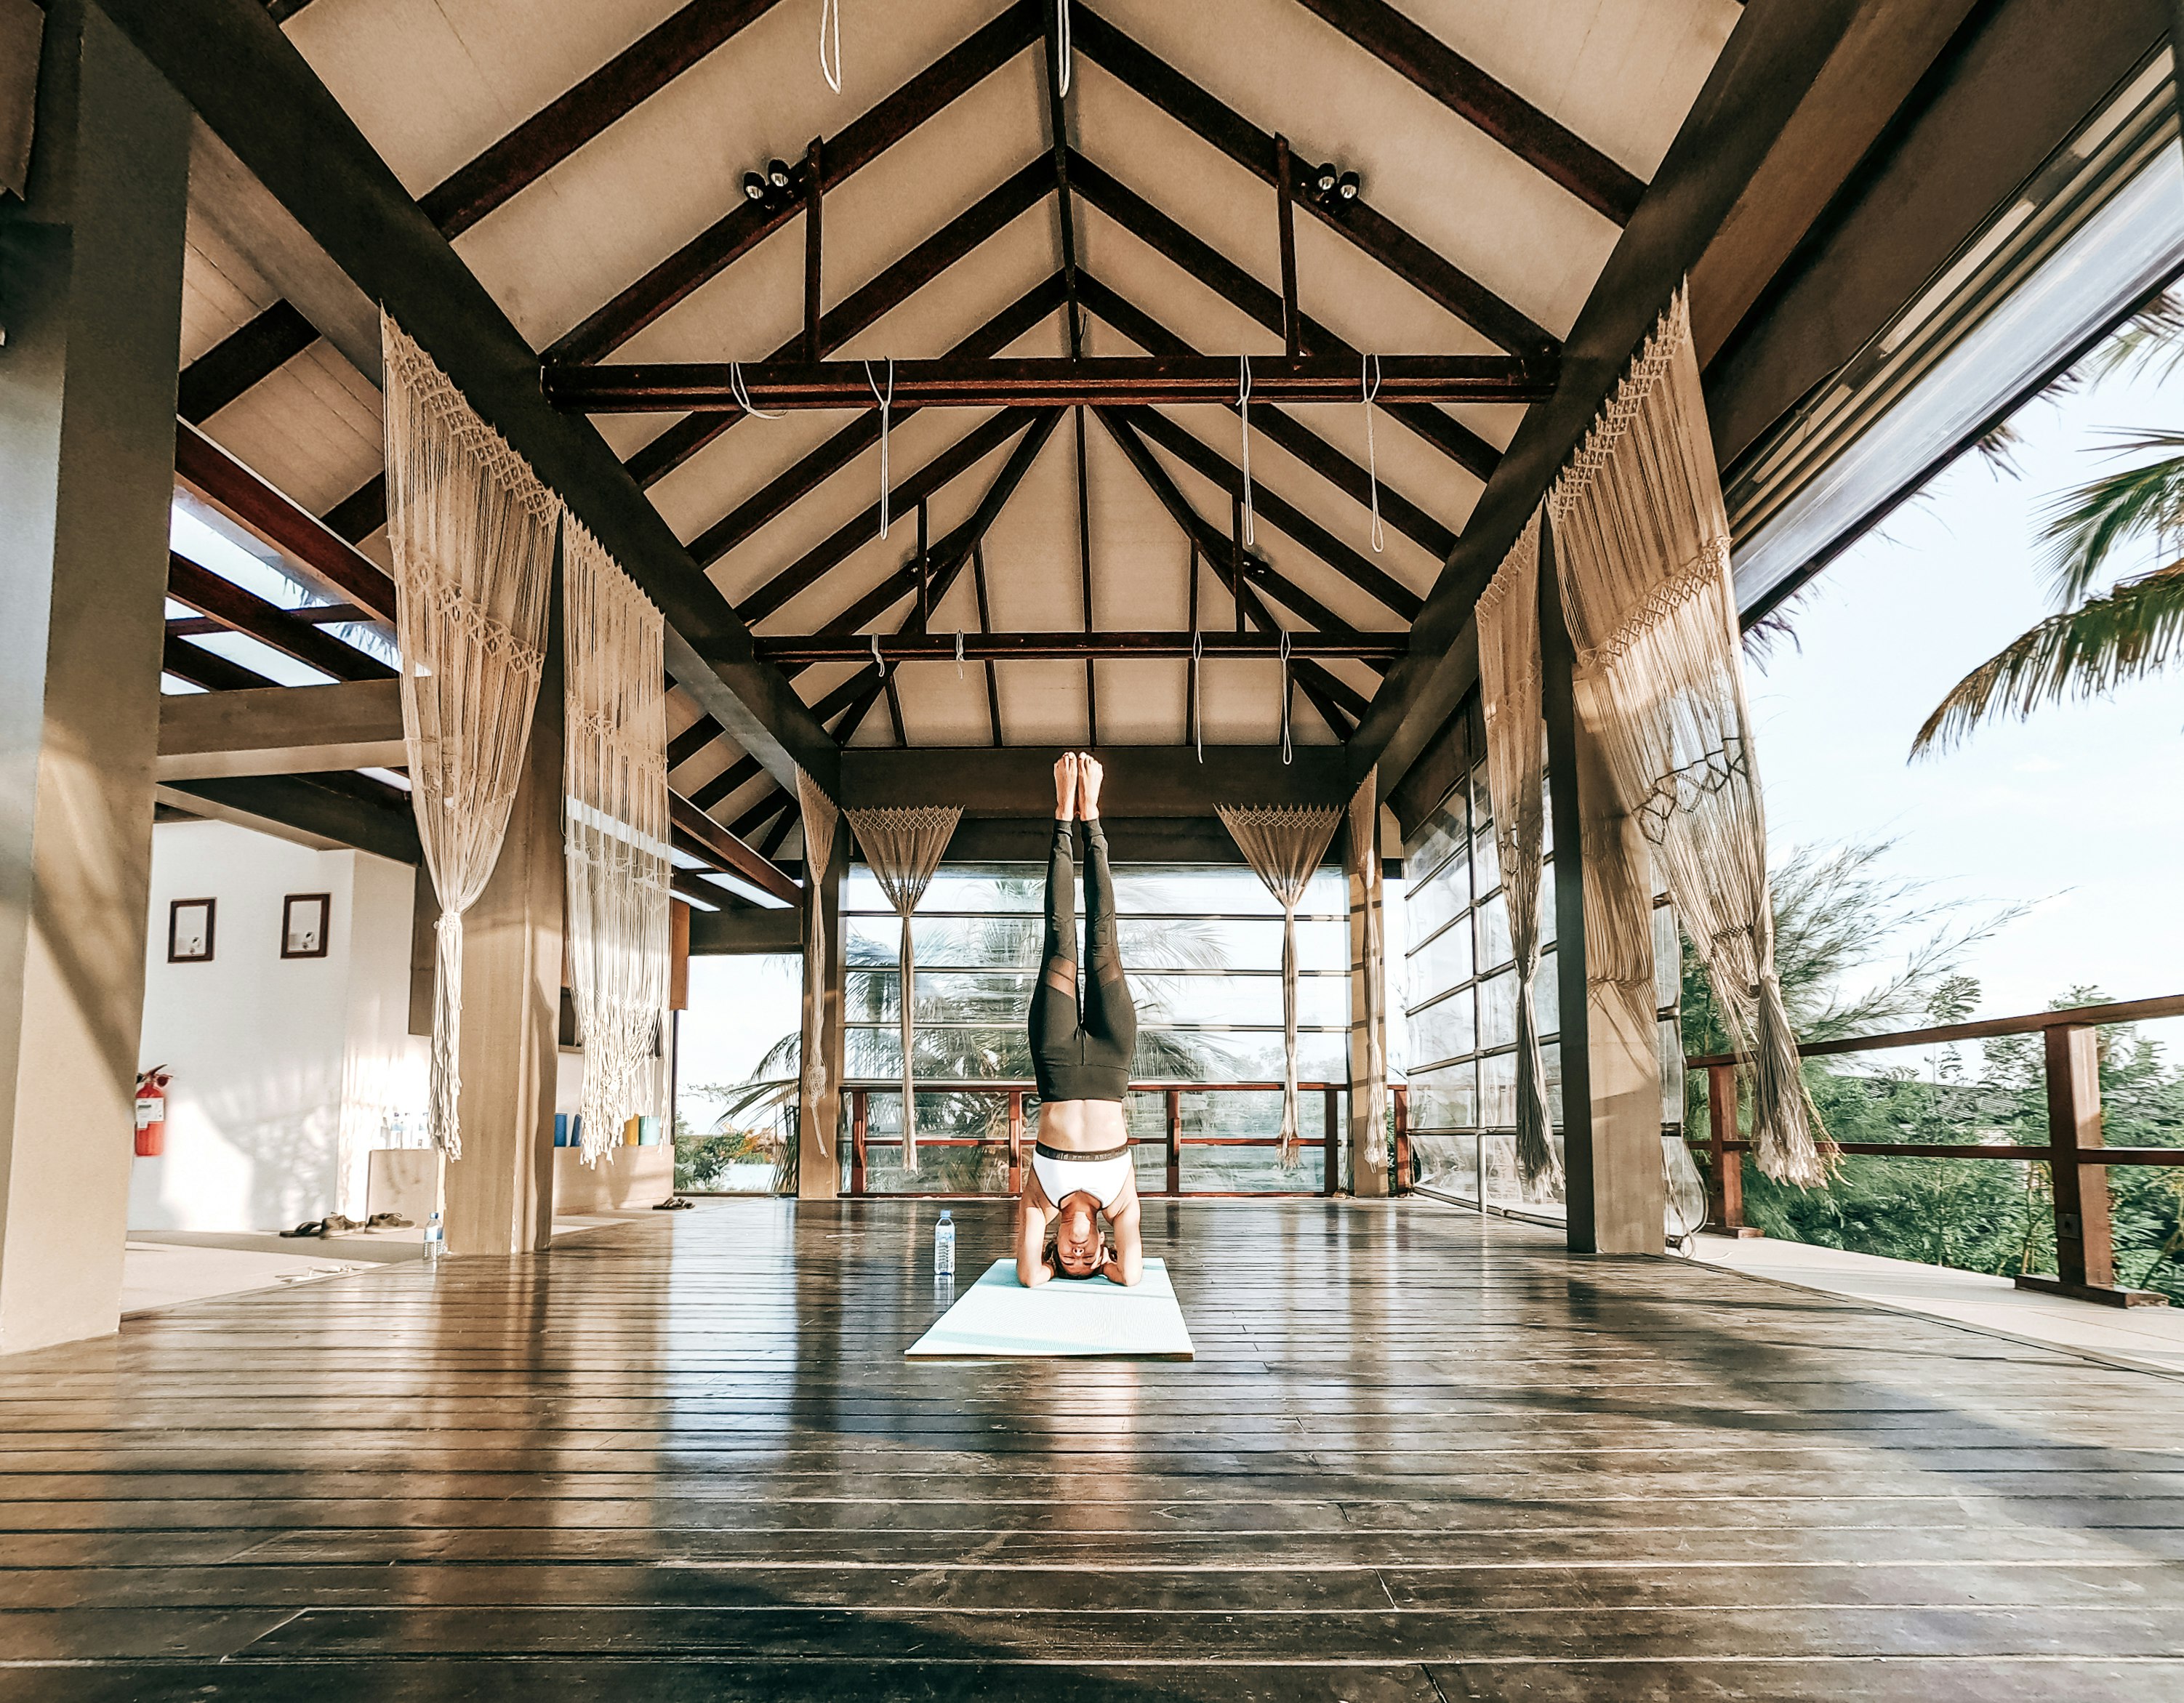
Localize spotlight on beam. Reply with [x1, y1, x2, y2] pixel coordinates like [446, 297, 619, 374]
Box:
[1306, 162, 1360, 212]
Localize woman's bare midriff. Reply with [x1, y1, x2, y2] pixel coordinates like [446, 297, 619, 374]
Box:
[1036, 1098, 1128, 1151]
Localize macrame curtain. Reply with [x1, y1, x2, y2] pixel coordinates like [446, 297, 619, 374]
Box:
[1345, 773, 1386, 1188]
[1547, 289, 1828, 1187]
[844, 807, 961, 1174]
[1476, 510, 1561, 1192]
[795, 769, 839, 1155]
[382, 313, 560, 1158]
[1218, 804, 1343, 1163]
[561, 518, 670, 1165]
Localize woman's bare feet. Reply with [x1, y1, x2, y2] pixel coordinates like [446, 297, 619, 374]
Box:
[1053, 752, 1078, 822]
[1077, 752, 1104, 821]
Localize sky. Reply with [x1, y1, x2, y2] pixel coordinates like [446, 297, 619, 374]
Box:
[1746, 355, 2184, 1023]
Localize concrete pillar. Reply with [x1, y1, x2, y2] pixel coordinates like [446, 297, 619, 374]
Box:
[1541, 519, 1663, 1257]
[795, 832, 846, 1200]
[1346, 772, 1389, 1198]
[0, 1, 188, 1353]
[441, 605, 563, 1256]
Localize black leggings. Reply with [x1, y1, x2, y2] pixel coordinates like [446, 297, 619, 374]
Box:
[1028, 820, 1137, 1103]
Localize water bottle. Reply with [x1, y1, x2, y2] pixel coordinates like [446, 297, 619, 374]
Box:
[933, 1209, 955, 1277]
[423, 1211, 445, 1268]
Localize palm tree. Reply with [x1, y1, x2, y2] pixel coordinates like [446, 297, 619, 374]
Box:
[1912, 289, 2184, 754]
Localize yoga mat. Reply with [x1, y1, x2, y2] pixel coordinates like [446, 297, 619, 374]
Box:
[905, 1258, 1194, 1359]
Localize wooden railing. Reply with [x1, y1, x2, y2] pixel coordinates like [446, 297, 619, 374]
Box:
[841, 1079, 1349, 1197]
[1690, 993, 2184, 1306]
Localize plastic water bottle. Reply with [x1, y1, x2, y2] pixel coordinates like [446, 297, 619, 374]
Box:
[934, 1209, 955, 1277]
[423, 1211, 445, 1268]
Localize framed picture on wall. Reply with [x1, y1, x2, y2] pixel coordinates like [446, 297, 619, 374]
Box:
[282, 893, 331, 959]
[168, 898, 215, 964]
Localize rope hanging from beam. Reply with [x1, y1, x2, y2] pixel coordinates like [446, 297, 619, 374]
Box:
[865, 357, 894, 539]
[1362, 355, 1385, 554]
[1238, 354, 1256, 547]
[818, 0, 842, 93]
[728, 361, 782, 419]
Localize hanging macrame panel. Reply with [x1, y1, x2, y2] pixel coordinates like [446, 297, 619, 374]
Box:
[382, 313, 560, 1158]
[1216, 803, 1343, 1163]
[1476, 510, 1560, 1193]
[1547, 289, 1828, 1188]
[844, 806, 960, 1174]
[562, 518, 670, 1165]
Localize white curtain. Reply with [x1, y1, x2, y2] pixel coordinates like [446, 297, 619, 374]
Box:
[795, 768, 839, 1156]
[382, 313, 561, 1158]
[1217, 804, 1343, 1164]
[845, 807, 961, 1173]
[1547, 289, 1829, 1187]
[562, 518, 670, 1165]
[1476, 510, 1561, 1192]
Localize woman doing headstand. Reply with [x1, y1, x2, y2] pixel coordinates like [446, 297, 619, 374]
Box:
[1016, 753, 1142, 1287]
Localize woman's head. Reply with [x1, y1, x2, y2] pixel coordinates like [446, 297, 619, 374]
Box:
[1048, 1193, 1107, 1277]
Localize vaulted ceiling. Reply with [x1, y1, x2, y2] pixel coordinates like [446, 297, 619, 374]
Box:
[166, 0, 1746, 869]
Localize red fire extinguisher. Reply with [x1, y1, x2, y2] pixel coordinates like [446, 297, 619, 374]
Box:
[135, 1068, 172, 1158]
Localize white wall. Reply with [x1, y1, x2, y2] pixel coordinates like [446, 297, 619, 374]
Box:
[132, 822, 425, 1231]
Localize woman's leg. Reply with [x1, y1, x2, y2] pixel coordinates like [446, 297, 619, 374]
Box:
[1078, 816, 1138, 1069]
[1028, 765, 1081, 1072]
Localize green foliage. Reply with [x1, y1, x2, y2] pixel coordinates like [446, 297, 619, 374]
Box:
[1688, 863, 2184, 1300]
[671, 1111, 776, 1193]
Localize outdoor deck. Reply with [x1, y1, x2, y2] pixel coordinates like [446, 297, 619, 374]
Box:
[2, 1198, 2180, 1699]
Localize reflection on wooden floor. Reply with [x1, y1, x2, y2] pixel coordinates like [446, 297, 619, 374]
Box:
[1, 1198, 2181, 1699]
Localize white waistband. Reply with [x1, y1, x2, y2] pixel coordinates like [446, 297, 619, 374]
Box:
[1031, 1148, 1133, 1212]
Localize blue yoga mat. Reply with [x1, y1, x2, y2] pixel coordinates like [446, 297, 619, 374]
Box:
[905, 1258, 1194, 1359]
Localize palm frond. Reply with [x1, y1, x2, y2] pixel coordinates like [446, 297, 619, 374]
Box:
[2039, 435, 2184, 607]
[2072, 287, 2184, 387]
[1911, 560, 2184, 754]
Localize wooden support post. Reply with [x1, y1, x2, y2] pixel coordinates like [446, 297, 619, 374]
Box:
[1008, 1090, 1024, 1196]
[2017, 1023, 2161, 1305]
[1184, 542, 1200, 745]
[1231, 496, 1246, 632]
[0, 3, 190, 1353]
[1392, 1085, 1410, 1194]
[1166, 1088, 1183, 1196]
[1323, 1086, 1340, 1195]
[1541, 514, 1661, 1255]
[802, 136, 824, 366]
[1274, 132, 1301, 363]
[850, 1089, 868, 1196]
[973, 542, 1003, 746]
[1704, 1062, 1756, 1235]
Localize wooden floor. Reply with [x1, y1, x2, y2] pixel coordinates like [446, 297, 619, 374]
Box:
[3, 1199, 2182, 1700]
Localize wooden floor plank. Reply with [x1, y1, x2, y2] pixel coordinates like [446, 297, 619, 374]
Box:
[0, 1198, 2176, 1697]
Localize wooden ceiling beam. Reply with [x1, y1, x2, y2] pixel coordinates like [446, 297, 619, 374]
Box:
[174, 420, 398, 621]
[1287, 0, 1644, 224]
[549, 2, 1043, 365]
[1060, 153, 1502, 480]
[1069, 6, 1555, 359]
[549, 353, 1552, 411]
[690, 751, 766, 811]
[110, 0, 840, 792]
[162, 634, 281, 693]
[758, 632, 1407, 662]
[814, 407, 1064, 637]
[1116, 403, 1421, 621]
[422, 0, 791, 238]
[684, 273, 1067, 568]
[1092, 406, 1376, 647]
[1075, 273, 1456, 560]
[166, 553, 395, 683]
[177, 302, 318, 424]
[625, 160, 1058, 487]
[736, 406, 1047, 626]
[1349, 0, 1898, 789]
[668, 794, 801, 904]
[168, 600, 372, 637]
